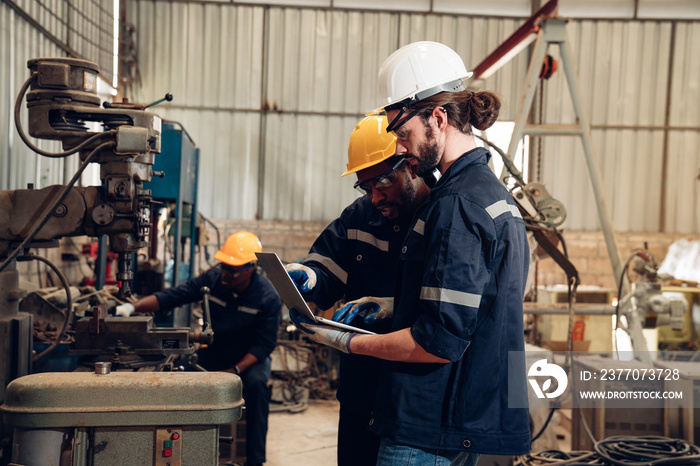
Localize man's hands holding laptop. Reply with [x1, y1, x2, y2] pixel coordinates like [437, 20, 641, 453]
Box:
[284, 262, 393, 352]
[289, 309, 357, 353]
[333, 297, 394, 325]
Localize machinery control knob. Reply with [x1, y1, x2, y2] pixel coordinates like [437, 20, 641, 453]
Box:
[92, 204, 115, 225]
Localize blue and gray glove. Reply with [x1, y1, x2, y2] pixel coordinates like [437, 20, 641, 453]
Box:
[289, 308, 356, 354]
[333, 297, 394, 326]
[284, 263, 317, 293]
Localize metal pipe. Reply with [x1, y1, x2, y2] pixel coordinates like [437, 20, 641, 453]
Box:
[503, 26, 549, 184]
[659, 22, 677, 232]
[257, 7, 271, 220]
[522, 124, 584, 136]
[559, 22, 624, 283]
[523, 302, 616, 315]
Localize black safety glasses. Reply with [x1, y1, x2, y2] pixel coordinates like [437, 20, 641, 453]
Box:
[386, 107, 420, 133]
[221, 263, 254, 276]
[353, 158, 407, 196]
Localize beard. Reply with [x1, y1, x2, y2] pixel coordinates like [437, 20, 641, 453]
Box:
[375, 171, 418, 220]
[414, 121, 440, 178]
[396, 173, 418, 219]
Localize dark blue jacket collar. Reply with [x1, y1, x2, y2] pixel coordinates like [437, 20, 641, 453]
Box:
[435, 147, 492, 189]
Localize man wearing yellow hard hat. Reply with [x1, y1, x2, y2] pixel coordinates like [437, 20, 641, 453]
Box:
[125, 231, 281, 466]
[285, 115, 430, 466]
[292, 41, 531, 465]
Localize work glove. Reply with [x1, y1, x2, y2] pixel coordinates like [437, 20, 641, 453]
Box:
[333, 297, 394, 326]
[115, 303, 135, 317]
[289, 308, 356, 354]
[284, 263, 317, 293]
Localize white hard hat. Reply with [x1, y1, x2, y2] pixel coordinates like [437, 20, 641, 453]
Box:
[371, 41, 473, 114]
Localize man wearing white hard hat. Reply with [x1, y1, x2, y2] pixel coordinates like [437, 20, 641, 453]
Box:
[291, 41, 531, 464]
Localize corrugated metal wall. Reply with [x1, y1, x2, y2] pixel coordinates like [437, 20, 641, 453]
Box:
[125, 2, 530, 221]
[3, 0, 699, 234]
[0, 0, 115, 192]
[537, 20, 700, 233]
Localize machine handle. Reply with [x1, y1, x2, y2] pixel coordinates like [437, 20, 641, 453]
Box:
[199, 287, 214, 345]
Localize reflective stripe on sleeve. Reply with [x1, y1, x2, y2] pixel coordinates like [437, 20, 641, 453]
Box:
[306, 253, 348, 284]
[347, 229, 390, 252]
[420, 286, 481, 308]
[209, 296, 226, 307]
[238, 306, 261, 315]
[485, 200, 522, 219]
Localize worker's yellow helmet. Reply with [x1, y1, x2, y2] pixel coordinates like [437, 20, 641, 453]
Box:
[341, 115, 397, 177]
[215, 231, 262, 267]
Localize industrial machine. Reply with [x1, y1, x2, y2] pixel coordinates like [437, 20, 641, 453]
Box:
[0, 57, 161, 299]
[570, 356, 666, 450]
[1, 364, 242, 465]
[615, 249, 688, 364]
[0, 57, 239, 465]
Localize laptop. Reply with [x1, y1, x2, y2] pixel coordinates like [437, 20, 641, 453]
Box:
[255, 252, 376, 335]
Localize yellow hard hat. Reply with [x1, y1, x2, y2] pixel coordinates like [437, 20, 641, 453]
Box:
[341, 115, 397, 177]
[215, 231, 262, 267]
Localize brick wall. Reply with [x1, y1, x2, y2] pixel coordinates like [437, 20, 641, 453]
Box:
[208, 219, 329, 264]
[535, 231, 700, 289]
[209, 221, 700, 290]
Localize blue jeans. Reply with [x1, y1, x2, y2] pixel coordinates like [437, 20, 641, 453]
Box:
[376, 438, 480, 466]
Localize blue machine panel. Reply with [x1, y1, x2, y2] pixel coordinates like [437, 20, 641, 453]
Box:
[144, 122, 200, 328]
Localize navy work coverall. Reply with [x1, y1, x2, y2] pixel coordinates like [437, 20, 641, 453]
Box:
[369, 148, 532, 455]
[155, 267, 282, 465]
[300, 196, 412, 466]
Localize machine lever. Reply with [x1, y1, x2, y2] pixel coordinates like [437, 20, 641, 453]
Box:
[146, 93, 174, 109]
[199, 286, 214, 345]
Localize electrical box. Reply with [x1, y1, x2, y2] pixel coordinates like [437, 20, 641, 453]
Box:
[571, 356, 664, 450]
[655, 359, 700, 445]
[1, 371, 242, 465]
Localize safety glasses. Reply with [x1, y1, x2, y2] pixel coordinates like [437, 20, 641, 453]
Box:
[386, 107, 420, 133]
[353, 158, 407, 196]
[221, 263, 254, 276]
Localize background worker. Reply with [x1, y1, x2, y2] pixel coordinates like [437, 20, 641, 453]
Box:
[123, 231, 281, 466]
[291, 41, 531, 465]
[285, 115, 430, 466]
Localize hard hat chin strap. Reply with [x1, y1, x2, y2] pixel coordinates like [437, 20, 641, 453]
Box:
[384, 78, 467, 133]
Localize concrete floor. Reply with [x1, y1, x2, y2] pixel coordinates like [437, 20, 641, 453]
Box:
[232, 398, 571, 466]
[266, 399, 340, 466]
